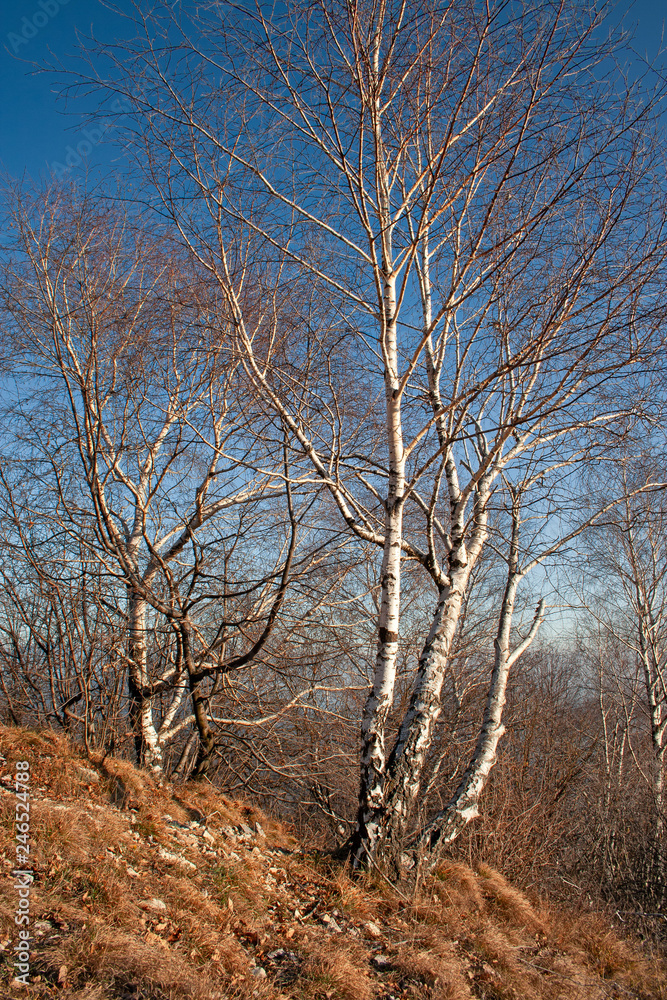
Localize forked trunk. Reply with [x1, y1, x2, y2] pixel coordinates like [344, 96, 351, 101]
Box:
[351, 499, 488, 870]
[351, 496, 403, 863]
[380, 572, 470, 864]
[127, 590, 163, 774]
[351, 262, 406, 866]
[187, 630, 218, 781]
[418, 588, 545, 860]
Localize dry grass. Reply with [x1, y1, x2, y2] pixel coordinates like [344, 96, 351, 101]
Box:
[476, 863, 547, 934]
[434, 860, 487, 912]
[0, 724, 665, 1000]
[298, 942, 375, 1000]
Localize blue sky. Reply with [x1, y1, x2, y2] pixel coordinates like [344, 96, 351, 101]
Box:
[1, 0, 137, 185]
[0, 0, 665, 186]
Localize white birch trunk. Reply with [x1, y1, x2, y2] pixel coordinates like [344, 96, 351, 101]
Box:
[626, 518, 666, 844]
[418, 585, 545, 858]
[127, 589, 163, 774]
[349, 39, 411, 863]
[639, 632, 666, 841]
[380, 505, 488, 861]
[352, 267, 406, 863]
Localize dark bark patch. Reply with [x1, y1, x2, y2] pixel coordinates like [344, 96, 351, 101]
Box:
[379, 627, 399, 644]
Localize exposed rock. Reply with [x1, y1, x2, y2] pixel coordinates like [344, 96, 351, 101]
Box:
[33, 920, 56, 935]
[77, 766, 100, 783]
[321, 913, 342, 933]
[158, 846, 197, 870]
[139, 898, 167, 913]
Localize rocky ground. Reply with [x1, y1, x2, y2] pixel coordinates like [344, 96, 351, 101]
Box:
[0, 725, 665, 1000]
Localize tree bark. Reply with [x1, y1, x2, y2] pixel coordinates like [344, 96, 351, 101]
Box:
[127, 589, 163, 774]
[351, 266, 406, 865]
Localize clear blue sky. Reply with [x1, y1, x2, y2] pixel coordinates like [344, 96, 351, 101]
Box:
[0, 0, 665, 186]
[1, 0, 132, 183]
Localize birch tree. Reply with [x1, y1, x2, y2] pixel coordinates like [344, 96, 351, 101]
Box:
[0, 188, 311, 775]
[78, 0, 667, 866]
[582, 467, 667, 848]
[0, 534, 127, 747]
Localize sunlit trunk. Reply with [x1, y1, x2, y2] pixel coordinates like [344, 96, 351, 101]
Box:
[419, 578, 544, 859]
[351, 264, 405, 866]
[380, 523, 487, 865]
[127, 589, 163, 774]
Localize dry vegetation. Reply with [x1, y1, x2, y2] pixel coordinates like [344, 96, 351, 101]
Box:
[0, 726, 664, 1000]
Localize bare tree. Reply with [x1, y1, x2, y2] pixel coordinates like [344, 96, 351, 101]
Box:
[0, 188, 321, 774]
[63, 0, 667, 867]
[582, 466, 667, 844]
[0, 533, 126, 747]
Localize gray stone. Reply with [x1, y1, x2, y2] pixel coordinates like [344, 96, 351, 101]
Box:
[139, 898, 167, 913]
[372, 955, 392, 971]
[77, 766, 100, 783]
[158, 847, 196, 870]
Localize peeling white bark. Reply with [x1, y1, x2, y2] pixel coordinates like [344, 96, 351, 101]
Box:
[353, 255, 408, 861]
[379, 484, 490, 858]
[606, 491, 667, 845]
[128, 590, 163, 774]
[418, 573, 545, 857]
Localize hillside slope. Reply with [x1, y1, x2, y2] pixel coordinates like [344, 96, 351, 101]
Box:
[0, 726, 664, 1000]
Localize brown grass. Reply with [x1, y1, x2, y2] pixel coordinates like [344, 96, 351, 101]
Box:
[392, 945, 474, 1000]
[42, 922, 221, 997]
[476, 863, 547, 934]
[298, 941, 375, 1000]
[434, 860, 486, 912]
[0, 724, 665, 1000]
